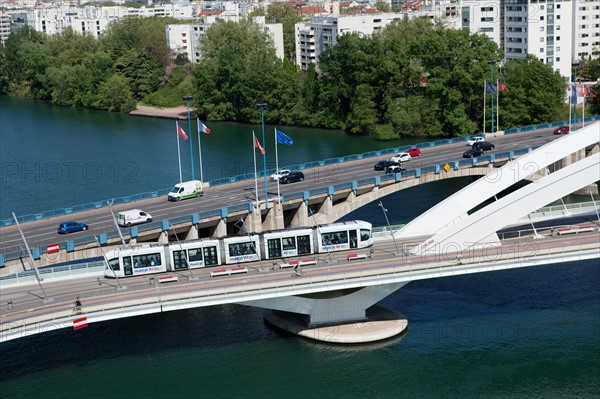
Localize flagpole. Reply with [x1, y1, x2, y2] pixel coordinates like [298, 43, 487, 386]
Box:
[569, 85, 572, 131]
[483, 81, 486, 135]
[196, 118, 204, 183]
[496, 79, 500, 132]
[582, 86, 586, 127]
[275, 128, 281, 202]
[176, 121, 182, 183]
[253, 131, 259, 203]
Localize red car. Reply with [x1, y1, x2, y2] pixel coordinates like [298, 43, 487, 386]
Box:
[553, 126, 570, 135]
[407, 147, 422, 157]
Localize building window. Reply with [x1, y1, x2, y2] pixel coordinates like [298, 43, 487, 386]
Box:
[540, 48, 544, 52]
[540, 37, 544, 42]
[556, 57, 560, 61]
[556, 36, 560, 41]
[481, 17, 494, 22]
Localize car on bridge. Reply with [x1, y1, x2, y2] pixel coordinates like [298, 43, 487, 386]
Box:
[386, 165, 406, 174]
[270, 169, 291, 181]
[406, 147, 422, 157]
[373, 160, 399, 171]
[553, 125, 570, 135]
[280, 171, 305, 184]
[463, 148, 484, 158]
[472, 141, 495, 151]
[57, 221, 89, 234]
[390, 153, 412, 163]
[466, 136, 485, 146]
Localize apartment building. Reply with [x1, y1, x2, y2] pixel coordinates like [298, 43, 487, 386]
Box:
[166, 17, 284, 63]
[461, 0, 599, 79]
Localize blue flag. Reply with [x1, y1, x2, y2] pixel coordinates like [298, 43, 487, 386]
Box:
[276, 129, 294, 146]
[485, 82, 497, 93]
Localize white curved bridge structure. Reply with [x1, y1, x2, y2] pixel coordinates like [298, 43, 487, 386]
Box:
[398, 122, 600, 241]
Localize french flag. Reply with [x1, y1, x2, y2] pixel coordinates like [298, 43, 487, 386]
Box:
[198, 120, 211, 134]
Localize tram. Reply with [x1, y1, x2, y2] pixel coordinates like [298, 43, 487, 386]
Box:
[104, 220, 373, 278]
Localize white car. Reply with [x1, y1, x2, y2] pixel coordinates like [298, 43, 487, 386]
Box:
[466, 136, 484, 146]
[390, 153, 412, 163]
[270, 169, 291, 181]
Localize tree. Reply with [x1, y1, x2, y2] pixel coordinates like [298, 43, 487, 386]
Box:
[499, 55, 566, 127]
[95, 74, 136, 112]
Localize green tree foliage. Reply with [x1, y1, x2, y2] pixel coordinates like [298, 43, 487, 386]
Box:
[263, 3, 304, 63]
[193, 20, 285, 123]
[498, 55, 566, 127]
[95, 73, 136, 112]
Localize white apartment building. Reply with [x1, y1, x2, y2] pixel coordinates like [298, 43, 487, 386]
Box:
[6, 4, 194, 39]
[295, 13, 404, 71]
[0, 14, 10, 45]
[461, 0, 599, 80]
[166, 16, 284, 63]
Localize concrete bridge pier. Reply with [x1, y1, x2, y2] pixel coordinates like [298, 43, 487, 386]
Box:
[289, 201, 309, 227]
[243, 282, 409, 343]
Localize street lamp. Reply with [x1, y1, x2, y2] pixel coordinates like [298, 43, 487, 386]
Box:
[183, 96, 195, 180]
[378, 201, 399, 255]
[488, 60, 496, 134]
[257, 102, 268, 203]
[572, 59, 581, 131]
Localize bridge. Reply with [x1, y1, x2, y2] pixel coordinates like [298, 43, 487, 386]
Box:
[1, 122, 598, 343]
[1, 120, 598, 270]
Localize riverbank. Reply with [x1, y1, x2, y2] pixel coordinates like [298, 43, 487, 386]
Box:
[129, 105, 194, 120]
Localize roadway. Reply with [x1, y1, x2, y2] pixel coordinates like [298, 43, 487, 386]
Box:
[1, 223, 598, 341]
[0, 126, 573, 255]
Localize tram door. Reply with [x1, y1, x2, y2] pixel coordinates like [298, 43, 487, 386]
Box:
[203, 246, 219, 266]
[297, 235, 311, 255]
[123, 257, 133, 276]
[267, 239, 282, 258]
[349, 230, 358, 248]
[172, 250, 188, 270]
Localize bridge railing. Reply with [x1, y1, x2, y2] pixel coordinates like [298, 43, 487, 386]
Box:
[4, 117, 582, 228]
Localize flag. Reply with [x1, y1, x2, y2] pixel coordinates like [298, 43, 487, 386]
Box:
[485, 83, 497, 93]
[73, 316, 88, 330]
[199, 120, 211, 134]
[497, 82, 509, 92]
[276, 129, 294, 146]
[254, 135, 265, 155]
[571, 85, 577, 98]
[578, 84, 597, 98]
[177, 125, 188, 140]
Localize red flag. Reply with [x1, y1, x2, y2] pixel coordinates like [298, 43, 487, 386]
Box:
[177, 125, 188, 140]
[254, 135, 265, 155]
[199, 121, 211, 134]
[73, 317, 88, 330]
[497, 82, 509, 92]
[578, 85, 597, 98]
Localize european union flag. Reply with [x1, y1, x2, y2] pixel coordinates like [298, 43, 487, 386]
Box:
[276, 129, 294, 146]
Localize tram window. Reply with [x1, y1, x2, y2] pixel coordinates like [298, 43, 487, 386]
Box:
[188, 248, 203, 262]
[267, 239, 282, 258]
[297, 235, 311, 255]
[229, 242, 255, 256]
[108, 258, 120, 271]
[282, 237, 296, 250]
[133, 252, 162, 268]
[322, 231, 348, 245]
[203, 246, 219, 265]
[360, 229, 371, 241]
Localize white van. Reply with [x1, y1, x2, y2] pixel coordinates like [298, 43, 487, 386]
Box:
[168, 180, 203, 201]
[117, 209, 153, 227]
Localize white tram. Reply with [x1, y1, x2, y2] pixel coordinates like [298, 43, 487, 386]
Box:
[104, 220, 373, 278]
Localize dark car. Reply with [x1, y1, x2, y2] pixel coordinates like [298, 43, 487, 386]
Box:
[280, 171, 305, 184]
[385, 165, 406, 174]
[463, 149, 484, 158]
[553, 125, 570, 135]
[374, 160, 399, 171]
[57, 221, 89, 234]
[472, 141, 495, 151]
